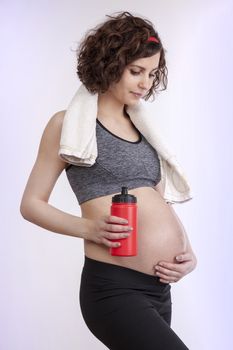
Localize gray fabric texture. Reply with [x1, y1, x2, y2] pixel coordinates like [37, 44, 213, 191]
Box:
[65, 119, 161, 204]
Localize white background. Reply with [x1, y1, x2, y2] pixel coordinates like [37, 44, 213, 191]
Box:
[1, 0, 233, 349]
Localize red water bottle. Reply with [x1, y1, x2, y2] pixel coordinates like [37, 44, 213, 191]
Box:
[110, 186, 137, 256]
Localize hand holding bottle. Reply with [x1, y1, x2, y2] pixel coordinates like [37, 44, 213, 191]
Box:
[85, 214, 133, 248]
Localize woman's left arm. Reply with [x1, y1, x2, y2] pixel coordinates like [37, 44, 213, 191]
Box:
[153, 203, 198, 284]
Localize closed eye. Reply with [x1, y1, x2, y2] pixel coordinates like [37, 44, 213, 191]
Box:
[130, 70, 156, 78]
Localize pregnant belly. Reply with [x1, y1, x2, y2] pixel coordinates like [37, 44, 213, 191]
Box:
[81, 187, 188, 276]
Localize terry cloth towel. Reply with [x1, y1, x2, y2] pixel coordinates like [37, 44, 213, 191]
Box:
[59, 84, 193, 204]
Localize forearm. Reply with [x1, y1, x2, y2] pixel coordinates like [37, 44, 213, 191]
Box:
[20, 198, 92, 239]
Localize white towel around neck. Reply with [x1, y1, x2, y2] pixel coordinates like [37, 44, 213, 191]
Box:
[59, 84, 193, 204]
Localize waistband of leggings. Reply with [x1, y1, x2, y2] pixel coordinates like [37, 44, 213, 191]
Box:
[83, 255, 169, 288]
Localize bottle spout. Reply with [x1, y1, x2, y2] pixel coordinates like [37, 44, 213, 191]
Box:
[121, 187, 128, 195]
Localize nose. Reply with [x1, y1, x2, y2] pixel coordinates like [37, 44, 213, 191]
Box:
[138, 74, 152, 91]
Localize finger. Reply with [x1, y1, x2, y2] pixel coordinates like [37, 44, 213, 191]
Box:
[159, 278, 172, 284]
[159, 279, 171, 284]
[101, 237, 121, 248]
[155, 262, 183, 273]
[176, 253, 193, 262]
[155, 269, 180, 280]
[107, 223, 133, 232]
[105, 215, 128, 224]
[104, 232, 130, 240]
[156, 271, 180, 283]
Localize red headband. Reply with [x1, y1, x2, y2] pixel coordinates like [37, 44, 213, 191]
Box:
[147, 36, 159, 44]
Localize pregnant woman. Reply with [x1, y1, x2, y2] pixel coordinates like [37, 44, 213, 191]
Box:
[20, 11, 197, 350]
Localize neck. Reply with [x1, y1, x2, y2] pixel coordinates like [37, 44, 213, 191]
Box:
[97, 91, 129, 123]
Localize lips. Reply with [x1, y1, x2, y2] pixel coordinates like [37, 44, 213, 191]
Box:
[131, 92, 143, 97]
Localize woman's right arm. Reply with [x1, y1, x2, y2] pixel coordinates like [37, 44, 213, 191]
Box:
[20, 111, 132, 246]
[20, 110, 92, 238]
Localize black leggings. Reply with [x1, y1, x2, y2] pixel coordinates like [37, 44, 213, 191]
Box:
[79, 256, 189, 350]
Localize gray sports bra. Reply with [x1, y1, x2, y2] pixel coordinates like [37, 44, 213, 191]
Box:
[65, 118, 161, 205]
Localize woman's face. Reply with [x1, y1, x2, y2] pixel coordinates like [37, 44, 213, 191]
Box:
[108, 52, 161, 106]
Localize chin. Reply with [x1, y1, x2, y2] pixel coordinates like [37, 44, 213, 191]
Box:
[126, 96, 140, 105]
[127, 100, 140, 107]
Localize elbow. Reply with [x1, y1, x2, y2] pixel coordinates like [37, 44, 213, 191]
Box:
[20, 197, 35, 220]
[20, 197, 45, 222]
[20, 200, 29, 220]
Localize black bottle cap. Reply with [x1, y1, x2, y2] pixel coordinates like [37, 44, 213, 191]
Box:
[112, 186, 137, 203]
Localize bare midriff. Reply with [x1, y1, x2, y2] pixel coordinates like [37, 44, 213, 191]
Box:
[80, 186, 187, 276]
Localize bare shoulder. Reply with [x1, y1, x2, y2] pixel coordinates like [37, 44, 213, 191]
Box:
[53, 109, 66, 122]
[46, 109, 66, 134]
[38, 109, 68, 169]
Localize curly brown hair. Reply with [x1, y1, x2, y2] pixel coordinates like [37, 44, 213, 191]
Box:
[76, 11, 168, 101]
